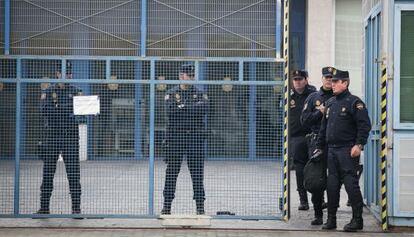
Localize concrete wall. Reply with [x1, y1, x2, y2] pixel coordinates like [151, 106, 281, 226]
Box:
[305, 0, 335, 88]
[306, 0, 363, 98]
[335, 0, 363, 98]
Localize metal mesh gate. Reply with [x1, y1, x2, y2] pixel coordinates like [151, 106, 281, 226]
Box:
[0, 57, 284, 218]
[1, 0, 285, 220]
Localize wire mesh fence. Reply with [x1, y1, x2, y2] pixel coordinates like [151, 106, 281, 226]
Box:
[5, 0, 281, 57]
[0, 57, 284, 218]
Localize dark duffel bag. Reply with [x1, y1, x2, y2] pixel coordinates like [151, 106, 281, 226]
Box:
[303, 158, 327, 193]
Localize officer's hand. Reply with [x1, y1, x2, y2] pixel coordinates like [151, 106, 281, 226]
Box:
[350, 145, 362, 158]
[310, 149, 323, 162]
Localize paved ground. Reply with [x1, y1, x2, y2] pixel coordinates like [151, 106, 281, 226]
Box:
[1, 160, 406, 236]
[1, 160, 281, 216]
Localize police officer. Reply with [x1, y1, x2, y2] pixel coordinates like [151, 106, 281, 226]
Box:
[300, 66, 335, 225]
[289, 70, 316, 211]
[36, 64, 84, 216]
[162, 64, 209, 215]
[315, 69, 371, 232]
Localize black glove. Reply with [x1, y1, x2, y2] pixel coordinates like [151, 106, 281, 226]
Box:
[310, 149, 323, 162]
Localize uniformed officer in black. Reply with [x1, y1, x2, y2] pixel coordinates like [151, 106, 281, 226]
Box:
[315, 69, 371, 232]
[289, 70, 316, 211]
[162, 64, 209, 215]
[300, 66, 335, 225]
[36, 64, 84, 216]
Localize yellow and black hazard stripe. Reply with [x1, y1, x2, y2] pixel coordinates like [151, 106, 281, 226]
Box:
[283, 0, 290, 221]
[380, 63, 388, 231]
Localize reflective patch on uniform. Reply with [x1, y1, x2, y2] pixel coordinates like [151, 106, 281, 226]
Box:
[164, 94, 170, 100]
[326, 108, 330, 118]
[290, 99, 296, 108]
[203, 94, 208, 100]
[41, 93, 47, 100]
[303, 103, 308, 110]
[356, 103, 364, 110]
[342, 107, 346, 112]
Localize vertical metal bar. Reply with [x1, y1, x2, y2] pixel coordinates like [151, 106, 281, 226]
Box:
[148, 60, 155, 215]
[276, 0, 282, 58]
[4, 0, 10, 55]
[14, 59, 22, 215]
[283, 0, 290, 221]
[195, 61, 200, 81]
[238, 61, 243, 81]
[62, 59, 67, 79]
[140, 0, 147, 57]
[248, 62, 256, 160]
[134, 61, 142, 159]
[106, 59, 111, 80]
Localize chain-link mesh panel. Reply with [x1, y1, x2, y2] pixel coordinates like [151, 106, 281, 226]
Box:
[154, 61, 283, 216]
[1, 58, 284, 218]
[0, 82, 16, 215]
[147, 0, 278, 57]
[19, 81, 152, 215]
[0, 59, 17, 215]
[10, 0, 141, 56]
[0, 0, 4, 54]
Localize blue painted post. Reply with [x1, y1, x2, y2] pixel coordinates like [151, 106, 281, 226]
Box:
[134, 62, 142, 159]
[73, 60, 92, 159]
[276, 0, 282, 58]
[148, 60, 155, 215]
[248, 62, 257, 160]
[14, 59, 22, 215]
[4, 0, 10, 55]
[140, 0, 147, 56]
[238, 61, 244, 81]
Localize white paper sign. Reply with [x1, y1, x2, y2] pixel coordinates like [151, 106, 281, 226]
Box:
[73, 95, 100, 115]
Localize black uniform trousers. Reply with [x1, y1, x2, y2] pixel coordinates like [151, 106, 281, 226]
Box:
[306, 134, 327, 216]
[40, 137, 81, 210]
[289, 136, 309, 194]
[163, 130, 205, 203]
[326, 146, 363, 213]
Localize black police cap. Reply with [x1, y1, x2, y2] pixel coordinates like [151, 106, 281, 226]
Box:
[180, 64, 195, 76]
[322, 66, 336, 77]
[332, 69, 349, 81]
[291, 69, 308, 79]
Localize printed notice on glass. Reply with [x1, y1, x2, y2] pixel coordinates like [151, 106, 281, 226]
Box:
[73, 95, 100, 115]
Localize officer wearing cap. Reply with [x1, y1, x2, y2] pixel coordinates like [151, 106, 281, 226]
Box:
[36, 63, 84, 217]
[162, 64, 209, 215]
[289, 69, 316, 211]
[300, 66, 335, 225]
[315, 69, 371, 232]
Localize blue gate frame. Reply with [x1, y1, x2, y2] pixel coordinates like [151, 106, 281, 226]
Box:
[0, 55, 285, 219]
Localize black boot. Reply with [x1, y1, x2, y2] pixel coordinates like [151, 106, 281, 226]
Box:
[33, 193, 51, 217]
[196, 200, 205, 215]
[298, 190, 309, 211]
[311, 216, 323, 225]
[311, 208, 323, 225]
[344, 206, 363, 232]
[161, 201, 172, 215]
[322, 213, 337, 230]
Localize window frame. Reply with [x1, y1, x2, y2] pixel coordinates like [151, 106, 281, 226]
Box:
[394, 3, 414, 129]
